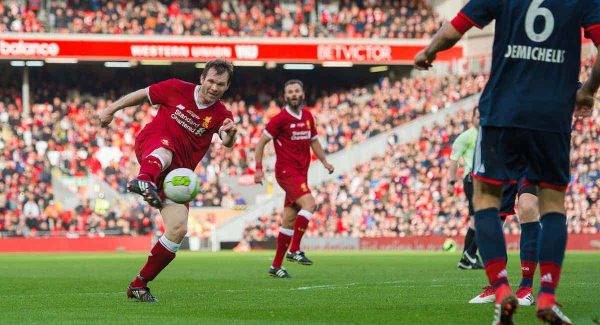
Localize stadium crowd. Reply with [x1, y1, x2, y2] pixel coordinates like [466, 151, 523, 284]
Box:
[0, 69, 484, 237]
[1, 52, 597, 239]
[243, 100, 600, 240]
[1, 0, 441, 39]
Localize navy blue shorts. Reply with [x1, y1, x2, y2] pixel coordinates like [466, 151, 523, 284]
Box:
[473, 126, 570, 191]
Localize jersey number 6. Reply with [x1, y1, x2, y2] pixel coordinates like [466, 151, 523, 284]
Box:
[525, 0, 555, 43]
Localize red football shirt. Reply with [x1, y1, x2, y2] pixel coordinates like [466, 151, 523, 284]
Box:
[139, 78, 233, 169]
[264, 106, 318, 177]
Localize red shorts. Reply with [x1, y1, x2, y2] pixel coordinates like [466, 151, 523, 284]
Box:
[134, 132, 188, 206]
[276, 172, 311, 208]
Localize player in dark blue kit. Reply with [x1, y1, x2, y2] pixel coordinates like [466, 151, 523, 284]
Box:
[470, 176, 540, 306]
[415, 0, 600, 324]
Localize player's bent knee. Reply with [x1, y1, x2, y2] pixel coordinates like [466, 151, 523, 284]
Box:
[303, 203, 316, 213]
[151, 147, 174, 168]
[300, 200, 316, 213]
[518, 194, 539, 223]
[282, 220, 295, 229]
[167, 223, 187, 242]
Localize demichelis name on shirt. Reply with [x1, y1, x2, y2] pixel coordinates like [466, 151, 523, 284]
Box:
[504, 45, 565, 64]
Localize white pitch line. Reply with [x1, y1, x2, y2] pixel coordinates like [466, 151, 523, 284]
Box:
[291, 283, 357, 291]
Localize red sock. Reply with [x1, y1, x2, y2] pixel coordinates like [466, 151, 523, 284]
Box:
[138, 155, 163, 184]
[537, 292, 557, 310]
[494, 283, 513, 304]
[131, 239, 176, 287]
[289, 211, 311, 252]
[539, 262, 561, 295]
[272, 228, 292, 268]
[484, 258, 509, 290]
[520, 261, 537, 288]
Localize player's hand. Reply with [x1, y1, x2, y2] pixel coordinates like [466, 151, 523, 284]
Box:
[221, 118, 237, 135]
[574, 88, 595, 118]
[254, 169, 264, 185]
[414, 48, 435, 71]
[323, 161, 334, 174]
[221, 118, 234, 132]
[98, 108, 115, 127]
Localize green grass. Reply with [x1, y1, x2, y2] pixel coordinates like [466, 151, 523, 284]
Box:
[1, 251, 599, 324]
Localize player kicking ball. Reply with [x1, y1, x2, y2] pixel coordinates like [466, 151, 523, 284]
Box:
[98, 59, 238, 301]
[415, 0, 600, 323]
[254, 79, 334, 278]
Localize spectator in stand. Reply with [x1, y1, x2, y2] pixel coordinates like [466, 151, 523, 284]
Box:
[2, 57, 598, 239]
[2, 0, 442, 39]
[243, 104, 600, 240]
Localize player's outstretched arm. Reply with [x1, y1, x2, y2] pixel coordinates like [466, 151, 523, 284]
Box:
[414, 22, 463, 70]
[310, 138, 334, 174]
[576, 45, 600, 117]
[98, 88, 149, 127]
[253, 134, 272, 184]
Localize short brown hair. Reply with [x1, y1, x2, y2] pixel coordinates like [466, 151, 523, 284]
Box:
[202, 59, 234, 84]
[284, 79, 303, 90]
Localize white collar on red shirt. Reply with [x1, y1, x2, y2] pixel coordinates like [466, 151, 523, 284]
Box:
[194, 85, 214, 110]
[285, 105, 303, 120]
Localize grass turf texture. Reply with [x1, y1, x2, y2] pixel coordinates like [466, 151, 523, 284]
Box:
[1, 251, 599, 324]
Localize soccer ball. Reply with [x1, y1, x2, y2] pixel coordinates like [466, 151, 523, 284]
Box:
[442, 238, 457, 252]
[163, 168, 200, 204]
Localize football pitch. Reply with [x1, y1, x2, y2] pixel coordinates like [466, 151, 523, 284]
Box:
[1, 251, 599, 324]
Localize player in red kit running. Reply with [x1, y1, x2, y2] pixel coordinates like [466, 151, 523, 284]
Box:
[254, 79, 334, 278]
[97, 59, 237, 301]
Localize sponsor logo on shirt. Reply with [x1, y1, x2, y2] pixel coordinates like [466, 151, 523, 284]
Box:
[291, 131, 311, 140]
[176, 104, 200, 120]
[171, 109, 203, 135]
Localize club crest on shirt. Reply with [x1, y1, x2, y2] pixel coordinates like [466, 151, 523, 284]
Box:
[301, 183, 307, 191]
[161, 139, 170, 146]
[202, 116, 212, 128]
